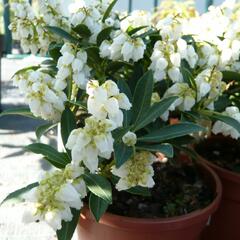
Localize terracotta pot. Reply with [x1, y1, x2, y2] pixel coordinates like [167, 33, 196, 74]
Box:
[77, 162, 222, 240]
[196, 137, 240, 240]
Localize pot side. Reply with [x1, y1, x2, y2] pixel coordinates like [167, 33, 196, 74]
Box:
[197, 136, 240, 240]
[77, 162, 222, 240]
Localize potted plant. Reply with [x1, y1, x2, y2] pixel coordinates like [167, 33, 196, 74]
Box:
[181, 2, 240, 239]
[2, 0, 240, 240]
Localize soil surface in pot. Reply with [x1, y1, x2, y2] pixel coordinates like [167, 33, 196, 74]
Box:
[107, 162, 214, 218]
[196, 136, 240, 174]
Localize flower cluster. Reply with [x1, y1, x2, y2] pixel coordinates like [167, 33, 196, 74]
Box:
[150, 18, 198, 83]
[23, 165, 86, 231]
[66, 80, 131, 173]
[9, 0, 53, 55]
[68, 0, 118, 43]
[162, 83, 196, 121]
[212, 106, 240, 139]
[100, 30, 146, 62]
[66, 117, 115, 173]
[13, 70, 66, 121]
[112, 151, 157, 191]
[55, 43, 91, 90]
[87, 80, 132, 127]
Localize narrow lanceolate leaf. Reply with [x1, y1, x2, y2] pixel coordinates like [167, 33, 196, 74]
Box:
[0, 107, 37, 119]
[46, 26, 78, 43]
[114, 142, 134, 168]
[36, 122, 57, 140]
[83, 174, 112, 203]
[136, 143, 174, 158]
[89, 193, 109, 222]
[61, 108, 77, 147]
[126, 186, 151, 197]
[102, 0, 118, 22]
[138, 122, 205, 143]
[204, 111, 240, 134]
[127, 26, 148, 36]
[222, 71, 240, 82]
[57, 208, 80, 240]
[25, 143, 70, 169]
[131, 70, 154, 125]
[11, 65, 40, 79]
[72, 24, 91, 38]
[133, 96, 178, 131]
[97, 27, 114, 46]
[0, 182, 39, 206]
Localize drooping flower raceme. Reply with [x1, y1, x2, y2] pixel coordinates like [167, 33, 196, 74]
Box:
[38, 0, 70, 29]
[112, 151, 157, 191]
[100, 30, 146, 62]
[55, 43, 91, 90]
[195, 68, 226, 109]
[13, 70, 67, 121]
[23, 165, 86, 231]
[9, 0, 53, 55]
[87, 80, 132, 127]
[161, 82, 196, 121]
[66, 80, 132, 172]
[66, 116, 115, 173]
[212, 106, 240, 139]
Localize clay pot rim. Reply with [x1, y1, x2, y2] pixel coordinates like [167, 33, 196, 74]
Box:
[81, 161, 222, 231]
[195, 135, 240, 184]
[199, 155, 240, 184]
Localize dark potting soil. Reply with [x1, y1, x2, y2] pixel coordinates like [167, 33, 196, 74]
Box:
[196, 136, 240, 174]
[107, 162, 214, 218]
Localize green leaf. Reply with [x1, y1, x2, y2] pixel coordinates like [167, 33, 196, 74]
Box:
[181, 62, 197, 90]
[133, 96, 178, 131]
[89, 193, 109, 222]
[203, 111, 240, 134]
[57, 208, 80, 240]
[127, 26, 148, 36]
[102, 0, 118, 22]
[0, 107, 37, 119]
[11, 66, 40, 79]
[85, 46, 102, 64]
[222, 71, 240, 82]
[138, 122, 205, 143]
[36, 123, 57, 140]
[83, 174, 112, 203]
[46, 26, 78, 44]
[112, 126, 131, 141]
[126, 186, 151, 197]
[97, 27, 114, 46]
[25, 143, 70, 169]
[48, 42, 63, 62]
[131, 70, 154, 125]
[0, 182, 39, 206]
[40, 59, 56, 66]
[117, 80, 132, 101]
[136, 143, 174, 158]
[114, 142, 134, 168]
[61, 108, 77, 148]
[72, 24, 91, 38]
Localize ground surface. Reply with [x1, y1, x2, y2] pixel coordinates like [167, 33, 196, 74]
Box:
[0, 57, 78, 240]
